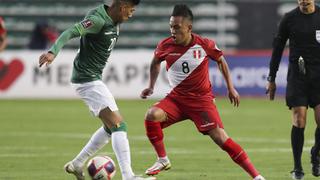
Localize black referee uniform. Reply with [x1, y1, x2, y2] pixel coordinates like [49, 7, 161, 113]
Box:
[268, 4, 320, 179]
[269, 6, 320, 108]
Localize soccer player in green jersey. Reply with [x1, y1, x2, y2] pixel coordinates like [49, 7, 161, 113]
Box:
[39, 1, 156, 180]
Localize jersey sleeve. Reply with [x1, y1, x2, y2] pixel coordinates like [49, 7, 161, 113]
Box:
[203, 39, 223, 61]
[48, 25, 80, 56]
[48, 15, 104, 56]
[154, 40, 167, 62]
[268, 13, 289, 81]
[74, 15, 105, 36]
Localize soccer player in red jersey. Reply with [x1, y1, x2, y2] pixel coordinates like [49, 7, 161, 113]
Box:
[140, 4, 265, 180]
[0, 17, 7, 52]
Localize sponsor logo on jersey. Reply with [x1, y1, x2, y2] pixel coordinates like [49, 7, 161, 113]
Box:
[168, 53, 181, 56]
[316, 30, 320, 43]
[81, 19, 93, 29]
[104, 32, 114, 35]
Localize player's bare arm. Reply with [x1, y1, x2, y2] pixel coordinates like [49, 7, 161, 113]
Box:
[266, 81, 276, 100]
[140, 56, 161, 99]
[217, 56, 240, 107]
[0, 33, 7, 52]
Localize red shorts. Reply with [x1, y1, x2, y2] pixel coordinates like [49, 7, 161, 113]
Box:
[154, 95, 223, 134]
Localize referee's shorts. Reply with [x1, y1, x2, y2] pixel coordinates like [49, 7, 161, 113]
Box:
[286, 64, 320, 108]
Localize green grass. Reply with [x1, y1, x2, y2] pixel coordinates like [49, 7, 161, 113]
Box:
[0, 98, 318, 180]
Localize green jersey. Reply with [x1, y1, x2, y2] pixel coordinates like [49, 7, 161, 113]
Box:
[49, 5, 119, 83]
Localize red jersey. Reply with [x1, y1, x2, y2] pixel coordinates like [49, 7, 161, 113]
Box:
[154, 33, 223, 100]
[0, 17, 6, 35]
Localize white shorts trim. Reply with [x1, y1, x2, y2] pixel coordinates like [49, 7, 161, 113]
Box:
[71, 80, 118, 116]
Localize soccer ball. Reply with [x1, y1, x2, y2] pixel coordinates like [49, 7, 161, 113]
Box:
[87, 155, 116, 180]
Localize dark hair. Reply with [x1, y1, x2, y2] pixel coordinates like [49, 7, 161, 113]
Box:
[117, 0, 140, 5]
[171, 4, 193, 22]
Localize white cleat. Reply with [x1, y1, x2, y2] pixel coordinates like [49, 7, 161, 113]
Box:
[64, 161, 85, 180]
[129, 175, 157, 180]
[253, 175, 266, 180]
[145, 159, 171, 176]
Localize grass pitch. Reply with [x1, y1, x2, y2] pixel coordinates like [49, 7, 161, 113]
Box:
[0, 98, 318, 180]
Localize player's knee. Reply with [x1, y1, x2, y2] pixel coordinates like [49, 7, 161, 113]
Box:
[207, 128, 229, 146]
[99, 108, 123, 129]
[145, 107, 166, 122]
[314, 105, 320, 126]
[292, 113, 306, 128]
[110, 121, 127, 133]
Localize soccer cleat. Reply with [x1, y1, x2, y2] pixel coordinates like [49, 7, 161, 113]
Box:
[253, 175, 266, 180]
[128, 175, 157, 180]
[145, 159, 171, 176]
[290, 169, 304, 180]
[64, 161, 85, 180]
[311, 147, 320, 177]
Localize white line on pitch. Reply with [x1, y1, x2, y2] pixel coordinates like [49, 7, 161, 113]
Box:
[0, 132, 315, 144]
[0, 147, 314, 158]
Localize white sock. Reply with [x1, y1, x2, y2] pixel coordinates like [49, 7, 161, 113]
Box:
[72, 126, 111, 168]
[158, 156, 170, 163]
[111, 131, 134, 179]
[253, 175, 265, 180]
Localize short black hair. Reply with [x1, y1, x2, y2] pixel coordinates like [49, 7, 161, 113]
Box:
[171, 4, 193, 22]
[118, 0, 140, 5]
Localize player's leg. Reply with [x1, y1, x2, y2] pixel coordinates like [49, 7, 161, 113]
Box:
[207, 128, 264, 179]
[64, 81, 115, 180]
[66, 81, 156, 180]
[144, 97, 185, 175]
[99, 108, 156, 180]
[286, 75, 308, 179]
[290, 106, 307, 179]
[99, 107, 136, 180]
[188, 102, 264, 179]
[144, 107, 171, 175]
[311, 104, 320, 177]
[309, 74, 320, 177]
[64, 126, 111, 180]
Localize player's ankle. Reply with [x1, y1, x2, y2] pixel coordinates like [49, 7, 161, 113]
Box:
[158, 156, 169, 162]
[72, 159, 84, 169]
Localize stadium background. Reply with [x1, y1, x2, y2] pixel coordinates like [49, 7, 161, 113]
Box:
[1, 0, 320, 180]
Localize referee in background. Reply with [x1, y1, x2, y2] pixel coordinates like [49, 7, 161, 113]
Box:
[266, 0, 320, 179]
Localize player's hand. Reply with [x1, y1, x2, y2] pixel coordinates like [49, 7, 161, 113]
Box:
[228, 88, 240, 107]
[39, 52, 55, 67]
[266, 82, 276, 100]
[140, 88, 154, 99]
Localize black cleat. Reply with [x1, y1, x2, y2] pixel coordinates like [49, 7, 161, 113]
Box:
[290, 169, 304, 180]
[311, 147, 320, 177]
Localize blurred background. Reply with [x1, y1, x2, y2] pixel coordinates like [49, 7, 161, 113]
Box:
[2, 1, 320, 180]
[0, 0, 302, 99]
[0, 0, 298, 50]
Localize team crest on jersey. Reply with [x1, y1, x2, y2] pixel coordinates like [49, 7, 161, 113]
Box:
[81, 19, 93, 29]
[316, 30, 320, 43]
[193, 49, 202, 60]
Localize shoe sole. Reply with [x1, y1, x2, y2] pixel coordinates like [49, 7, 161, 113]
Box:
[64, 163, 85, 180]
[311, 163, 320, 177]
[310, 149, 320, 177]
[146, 164, 171, 176]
